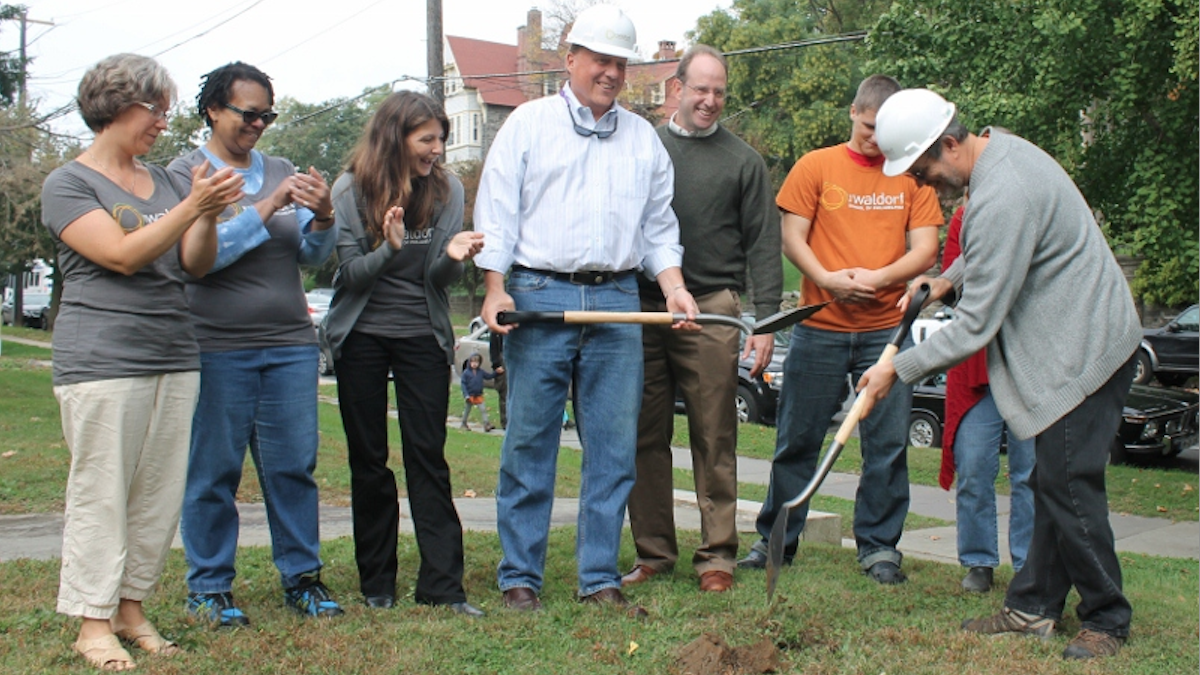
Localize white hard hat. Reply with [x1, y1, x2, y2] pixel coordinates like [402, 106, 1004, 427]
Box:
[876, 88, 957, 176]
[565, 5, 639, 61]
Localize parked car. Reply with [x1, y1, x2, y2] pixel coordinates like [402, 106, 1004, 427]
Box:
[909, 374, 1199, 465]
[305, 288, 334, 326]
[1135, 304, 1198, 387]
[317, 318, 335, 376]
[1, 292, 51, 329]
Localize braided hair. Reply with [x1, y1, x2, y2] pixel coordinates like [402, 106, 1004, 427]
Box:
[196, 62, 274, 127]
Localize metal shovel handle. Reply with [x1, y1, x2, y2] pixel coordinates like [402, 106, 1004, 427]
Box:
[496, 310, 751, 334]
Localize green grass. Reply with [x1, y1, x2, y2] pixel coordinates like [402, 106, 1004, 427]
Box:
[0, 533, 1194, 674]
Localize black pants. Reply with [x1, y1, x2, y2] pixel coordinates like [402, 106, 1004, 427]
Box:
[335, 331, 465, 604]
[1005, 353, 1136, 637]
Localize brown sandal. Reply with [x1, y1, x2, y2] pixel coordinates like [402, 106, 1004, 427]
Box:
[112, 621, 182, 656]
[73, 634, 136, 671]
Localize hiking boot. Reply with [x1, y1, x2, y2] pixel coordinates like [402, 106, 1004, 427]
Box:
[962, 607, 1055, 638]
[866, 561, 907, 585]
[1063, 629, 1124, 659]
[186, 591, 250, 629]
[284, 571, 344, 619]
[961, 566, 994, 593]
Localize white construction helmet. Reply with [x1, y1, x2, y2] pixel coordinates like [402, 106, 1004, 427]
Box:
[876, 88, 957, 176]
[565, 5, 640, 61]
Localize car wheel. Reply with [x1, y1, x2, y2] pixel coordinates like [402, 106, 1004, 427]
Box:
[736, 385, 759, 425]
[1108, 435, 1128, 466]
[908, 411, 941, 448]
[1132, 350, 1154, 385]
[318, 350, 332, 376]
[1156, 372, 1190, 387]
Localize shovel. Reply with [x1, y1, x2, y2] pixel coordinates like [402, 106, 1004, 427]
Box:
[496, 302, 828, 336]
[764, 285, 931, 601]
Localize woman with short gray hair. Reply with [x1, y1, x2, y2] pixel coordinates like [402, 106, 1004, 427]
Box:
[42, 53, 243, 671]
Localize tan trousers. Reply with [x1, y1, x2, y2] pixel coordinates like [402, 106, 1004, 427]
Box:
[628, 289, 741, 575]
[54, 372, 200, 618]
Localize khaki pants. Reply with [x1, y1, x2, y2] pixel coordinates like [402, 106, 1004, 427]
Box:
[628, 289, 741, 575]
[54, 372, 200, 618]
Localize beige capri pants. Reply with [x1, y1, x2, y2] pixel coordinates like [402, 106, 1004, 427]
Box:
[53, 371, 200, 618]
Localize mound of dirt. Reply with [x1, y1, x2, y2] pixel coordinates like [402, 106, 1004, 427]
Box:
[674, 633, 780, 675]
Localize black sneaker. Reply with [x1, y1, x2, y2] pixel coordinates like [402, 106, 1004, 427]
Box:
[865, 561, 907, 585]
[961, 566, 994, 593]
[284, 571, 344, 619]
[187, 591, 250, 628]
[736, 544, 793, 570]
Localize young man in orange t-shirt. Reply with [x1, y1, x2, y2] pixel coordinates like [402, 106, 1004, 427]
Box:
[738, 75, 943, 584]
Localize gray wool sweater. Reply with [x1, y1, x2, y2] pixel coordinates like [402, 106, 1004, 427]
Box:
[892, 132, 1141, 439]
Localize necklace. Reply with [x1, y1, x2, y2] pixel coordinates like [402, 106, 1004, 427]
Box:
[86, 148, 139, 194]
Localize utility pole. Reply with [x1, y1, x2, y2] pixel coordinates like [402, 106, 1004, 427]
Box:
[426, 0, 444, 104]
[12, 10, 54, 110]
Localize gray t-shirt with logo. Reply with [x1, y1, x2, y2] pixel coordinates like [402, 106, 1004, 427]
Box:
[41, 161, 198, 385]
[169, 149, 316, 352]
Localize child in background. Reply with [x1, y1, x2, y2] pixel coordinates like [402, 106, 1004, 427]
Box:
[460, 354, 495, 432]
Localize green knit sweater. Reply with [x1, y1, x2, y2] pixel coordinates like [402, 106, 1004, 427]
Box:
[640, 125, 783, 319]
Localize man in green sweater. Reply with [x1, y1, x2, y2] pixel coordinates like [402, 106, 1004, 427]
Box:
[862, 89, 1142, 660]
[622, 45, 783, 594]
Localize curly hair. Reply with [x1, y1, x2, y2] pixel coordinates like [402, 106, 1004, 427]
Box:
[77, 53, 176, 132]
[346, 90, 449, 241]
[195, 62, 274, 127]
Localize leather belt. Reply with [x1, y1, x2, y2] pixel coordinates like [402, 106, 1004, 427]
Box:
[513, 266, 634, 286]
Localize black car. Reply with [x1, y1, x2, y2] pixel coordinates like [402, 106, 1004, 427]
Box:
[1135, 304, 1198, 387]
[909, 375, 1199, 465]
[1, 291, 51, 329]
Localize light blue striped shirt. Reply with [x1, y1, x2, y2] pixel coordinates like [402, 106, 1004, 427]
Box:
[473, 86, 682, 278]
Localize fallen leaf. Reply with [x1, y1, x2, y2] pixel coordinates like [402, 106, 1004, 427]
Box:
[1155, 484, 1161, 488]
[929, 535, 941, 541]
[29, 416, 40, 422]
[1157, 506, 1168, 512]
[1, 451, 14, 458]
[463, 489, 477, 498]
[628, 641, 639, 656]
[1131, 478, 1138, 483]
[1184, 484, 1194, 492]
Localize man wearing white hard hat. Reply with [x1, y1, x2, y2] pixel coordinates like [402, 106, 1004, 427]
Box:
[474, 4, 698, 616]
[859, 88, 1141, 660]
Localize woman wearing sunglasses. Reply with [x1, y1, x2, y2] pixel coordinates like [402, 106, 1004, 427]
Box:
[43, 53, 243, 671]
[323, 91, 484, 615]
[167, 62, 342, 629]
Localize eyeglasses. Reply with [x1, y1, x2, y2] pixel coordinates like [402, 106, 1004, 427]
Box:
[682, 82, 726, 100]
[223, 102, 279, 127]
[562, 95, 617, 139]
[134, 101, 170, 121]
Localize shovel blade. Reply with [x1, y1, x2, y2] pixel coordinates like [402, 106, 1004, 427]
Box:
[753, 302, 829, 335]
[764, 508, 790, 601]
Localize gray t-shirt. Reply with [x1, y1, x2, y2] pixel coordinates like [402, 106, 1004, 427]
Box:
[41, 161, 199, 385]
[169, 149, 315, 352]
[352, 227, 433, 338]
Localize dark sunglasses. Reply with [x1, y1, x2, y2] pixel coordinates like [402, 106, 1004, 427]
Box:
[224, 102, 279, 126]
[562, 95, 617, 139]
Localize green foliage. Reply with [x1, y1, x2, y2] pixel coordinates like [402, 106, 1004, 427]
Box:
[0, 4, 25, 106]
[257, 87, 391, 181]
[690, 0, 891, 187]
[868, 0, 1199, 307]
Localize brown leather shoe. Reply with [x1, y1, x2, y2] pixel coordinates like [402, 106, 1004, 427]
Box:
[620, 565, 658, 588]
[579, 587, 648, 618]
[699, 570, 734, 593]
[501, 587, 542, 611]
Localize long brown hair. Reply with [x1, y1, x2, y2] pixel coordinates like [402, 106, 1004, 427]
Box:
[346, 91, 449, 242]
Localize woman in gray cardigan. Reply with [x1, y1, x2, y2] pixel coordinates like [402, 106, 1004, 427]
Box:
[324, 91, 484, 616]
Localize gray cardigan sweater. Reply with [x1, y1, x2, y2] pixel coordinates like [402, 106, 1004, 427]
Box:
[323, 171, 465, 365]
[892, 133, 1141, 439]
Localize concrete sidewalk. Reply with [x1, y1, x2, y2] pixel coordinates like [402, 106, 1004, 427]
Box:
[4, 420, 1196, 564]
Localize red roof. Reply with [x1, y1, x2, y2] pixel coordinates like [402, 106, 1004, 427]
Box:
[446, 35, 542, 108]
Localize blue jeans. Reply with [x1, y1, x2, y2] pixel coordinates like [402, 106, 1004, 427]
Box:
[496, 269, 642, 597]
[181, 345, 322, 592]
[954, 388, 1035, 570]
[754, 324, 912, 569]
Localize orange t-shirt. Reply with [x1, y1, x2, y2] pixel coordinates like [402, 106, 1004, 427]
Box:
[777, 143, 943, 332]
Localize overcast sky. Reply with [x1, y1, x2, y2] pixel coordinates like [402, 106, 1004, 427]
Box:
[6, 0, 729, 138]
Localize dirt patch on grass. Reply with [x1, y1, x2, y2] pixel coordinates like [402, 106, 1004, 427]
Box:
[674, 633, 780, 675]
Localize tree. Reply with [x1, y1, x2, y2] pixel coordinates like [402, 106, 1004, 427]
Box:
[868, 0, 1198, 307]
[0, 4, 25, 106]
[689, 0, 891, 186]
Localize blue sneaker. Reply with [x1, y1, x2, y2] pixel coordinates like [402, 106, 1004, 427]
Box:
[187, 591, 250, 628]
[284, 571, 344, 619]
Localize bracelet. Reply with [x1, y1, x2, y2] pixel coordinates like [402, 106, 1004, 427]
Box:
[314, 208, 335, 222]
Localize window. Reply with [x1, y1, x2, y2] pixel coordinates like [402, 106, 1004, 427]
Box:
[473, 113, 480, 142]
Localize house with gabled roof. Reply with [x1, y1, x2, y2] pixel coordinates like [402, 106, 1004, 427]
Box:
[443, 8, 682, 165]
